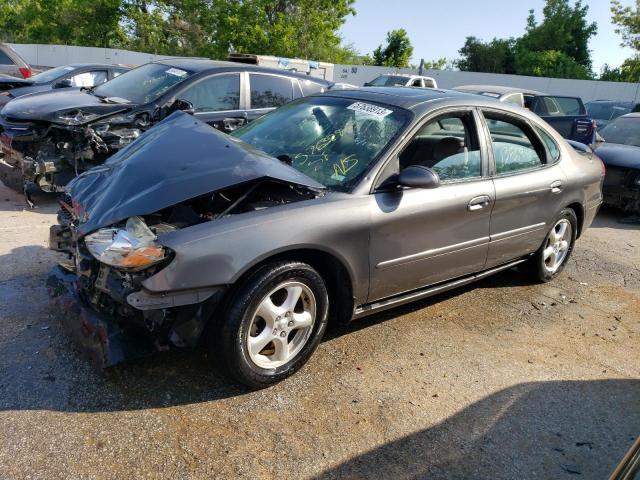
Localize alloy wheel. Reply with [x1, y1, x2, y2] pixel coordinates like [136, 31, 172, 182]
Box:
[543, 219, 572, 274]
[246, 281, 316, 369]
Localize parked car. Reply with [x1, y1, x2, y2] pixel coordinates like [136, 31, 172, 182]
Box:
[0, 43, 32, 79]
[48, 87, 603, 387]
[453, 85, 596, 145]
[365, 74, 438, 88]
[0, 59, 331, 196]
[0, 63, 130, 108]
[586, 100, 636, 129]
[594, 113, 640, 212]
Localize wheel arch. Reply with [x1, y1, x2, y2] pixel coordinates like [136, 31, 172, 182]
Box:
[565, 202, 585, 238]
[229, 247, 357, 326]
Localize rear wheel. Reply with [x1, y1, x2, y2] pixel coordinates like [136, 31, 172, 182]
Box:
[212, 261, 329, 388]
[523, 208, 577, 282]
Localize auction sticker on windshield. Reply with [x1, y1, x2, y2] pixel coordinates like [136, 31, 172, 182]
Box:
[347, 102, 393, 118]
[166, 68, 188, 77]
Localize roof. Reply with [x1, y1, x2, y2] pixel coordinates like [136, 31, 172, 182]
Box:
[621, 112, 640, 118]
[319, 86, 482, 109]
[152, 58, 331, 83]
[454, 84, 545, 96]
[66, 63, 130, 69]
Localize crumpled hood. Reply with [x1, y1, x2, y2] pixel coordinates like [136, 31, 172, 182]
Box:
[595, 143, 640, 169]
[67, 111, 324, 235]
[0, 88, 131, 123]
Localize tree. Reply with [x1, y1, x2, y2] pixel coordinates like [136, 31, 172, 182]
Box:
[457, 37, 516, 73]
[518, 0, 597, 71]
[0, 0, 357, 62]
[611, 0, 640, 51]
[371, 29, 413, 68]
[514, 49, 592, 79]
[422, 58, 447, 70]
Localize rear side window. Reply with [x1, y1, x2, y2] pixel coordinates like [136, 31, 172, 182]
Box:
[535, 96, 585, 116]
[0, 49, 15, 65]
[535, 127, 560, 162]
[484, 113, 545, 175]
[299, 79, 325, 96]
[250, 74, 293, 109]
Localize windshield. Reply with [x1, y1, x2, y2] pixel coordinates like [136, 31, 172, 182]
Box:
[600, 117, 640, 147]
[30, 65, 76, 84]
[586, 102, 631, 121]
[369, 75, 408, 87]
[232, 96, 410, 192]
[93, 63, 194, 104]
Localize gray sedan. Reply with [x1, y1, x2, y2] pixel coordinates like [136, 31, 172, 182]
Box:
[48, 87, 604, 387]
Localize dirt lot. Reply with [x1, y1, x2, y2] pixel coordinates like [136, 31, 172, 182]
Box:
[0, 180, 638, 480]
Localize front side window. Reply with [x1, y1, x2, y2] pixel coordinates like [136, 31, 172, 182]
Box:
[299, 79, 325, 96]
[250, 74, 293, 109]
[484, 113, 545, 174]
[69, 70, 108, 87]
[399, 112, 482, 182]
[180, 74, 240, 112]
[232, 97, 410, 192]
[93, 63, 195, 104]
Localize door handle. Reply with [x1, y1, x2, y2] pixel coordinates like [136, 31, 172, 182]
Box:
[550, 180, 563, 194]
[468, 195, 491, 211]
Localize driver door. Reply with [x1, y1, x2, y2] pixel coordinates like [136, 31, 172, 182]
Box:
[368, 109, 494, 301]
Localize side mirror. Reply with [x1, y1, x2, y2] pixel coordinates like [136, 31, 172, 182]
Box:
[398, 165, 440, 189]
[53, 79, 73, 89]
[168, 98, 195, 115]
[363, 82, 372, 87]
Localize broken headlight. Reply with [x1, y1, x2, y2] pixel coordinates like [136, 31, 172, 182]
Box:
[85, 216, 167, 271]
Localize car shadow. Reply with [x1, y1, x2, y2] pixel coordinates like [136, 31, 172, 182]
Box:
[591, 205, 640, 231]
[317, 379, 640, 480]
[0, 180, 58, 213]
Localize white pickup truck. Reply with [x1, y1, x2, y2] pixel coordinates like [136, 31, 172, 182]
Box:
[364, 74, 438, 89]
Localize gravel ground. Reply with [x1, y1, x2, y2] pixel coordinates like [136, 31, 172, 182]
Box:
[0, 180, 638, 480]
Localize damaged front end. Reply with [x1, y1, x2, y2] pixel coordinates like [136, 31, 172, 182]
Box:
[47, 112, 324, 368]
[0, 107, 150, 196]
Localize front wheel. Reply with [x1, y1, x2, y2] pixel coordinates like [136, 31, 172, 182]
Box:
[212, 261, 329, 388]
[522, 208, 578, 282]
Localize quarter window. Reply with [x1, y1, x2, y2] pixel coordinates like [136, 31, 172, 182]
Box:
[535, 127, 560, 162]
[0, 50, 14, 65]
[299, 79, 325, 96]
[180, 74, 240, 112]
[250, 74, 293, 108]
[399, 112, 482, 182]
[484, 113, 545, 175]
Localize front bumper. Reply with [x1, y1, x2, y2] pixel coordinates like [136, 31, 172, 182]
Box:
[47, 265, 226, 368]
[47, 265, 156, 368]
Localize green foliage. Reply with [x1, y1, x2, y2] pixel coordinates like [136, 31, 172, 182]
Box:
[457, 0, 596, 79]
[611, 0, 640, 51]
[600, 57, 640, 82]
[457, 37, 516, 73]
[0, 0, 356, 63]
[519, 0, 597, 70]
[422, 58, 447, 70]
[371, 29, 413, 68]
[514, 49, 592, 79]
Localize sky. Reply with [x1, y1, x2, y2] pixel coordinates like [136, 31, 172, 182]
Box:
[339, 0, 636, 72]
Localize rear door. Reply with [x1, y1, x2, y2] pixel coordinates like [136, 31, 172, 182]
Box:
[480, 109, 567, 268]
[532, 95, 593, 144]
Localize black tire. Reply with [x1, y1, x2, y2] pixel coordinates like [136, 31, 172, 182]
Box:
[522, 208, 578, 283]
[0, 161, 24, 193]
[212, 261, 329, 388]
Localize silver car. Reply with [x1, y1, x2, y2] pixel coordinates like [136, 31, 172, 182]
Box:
[48, 87, 604, 387]
[0, 43, 32, 79]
